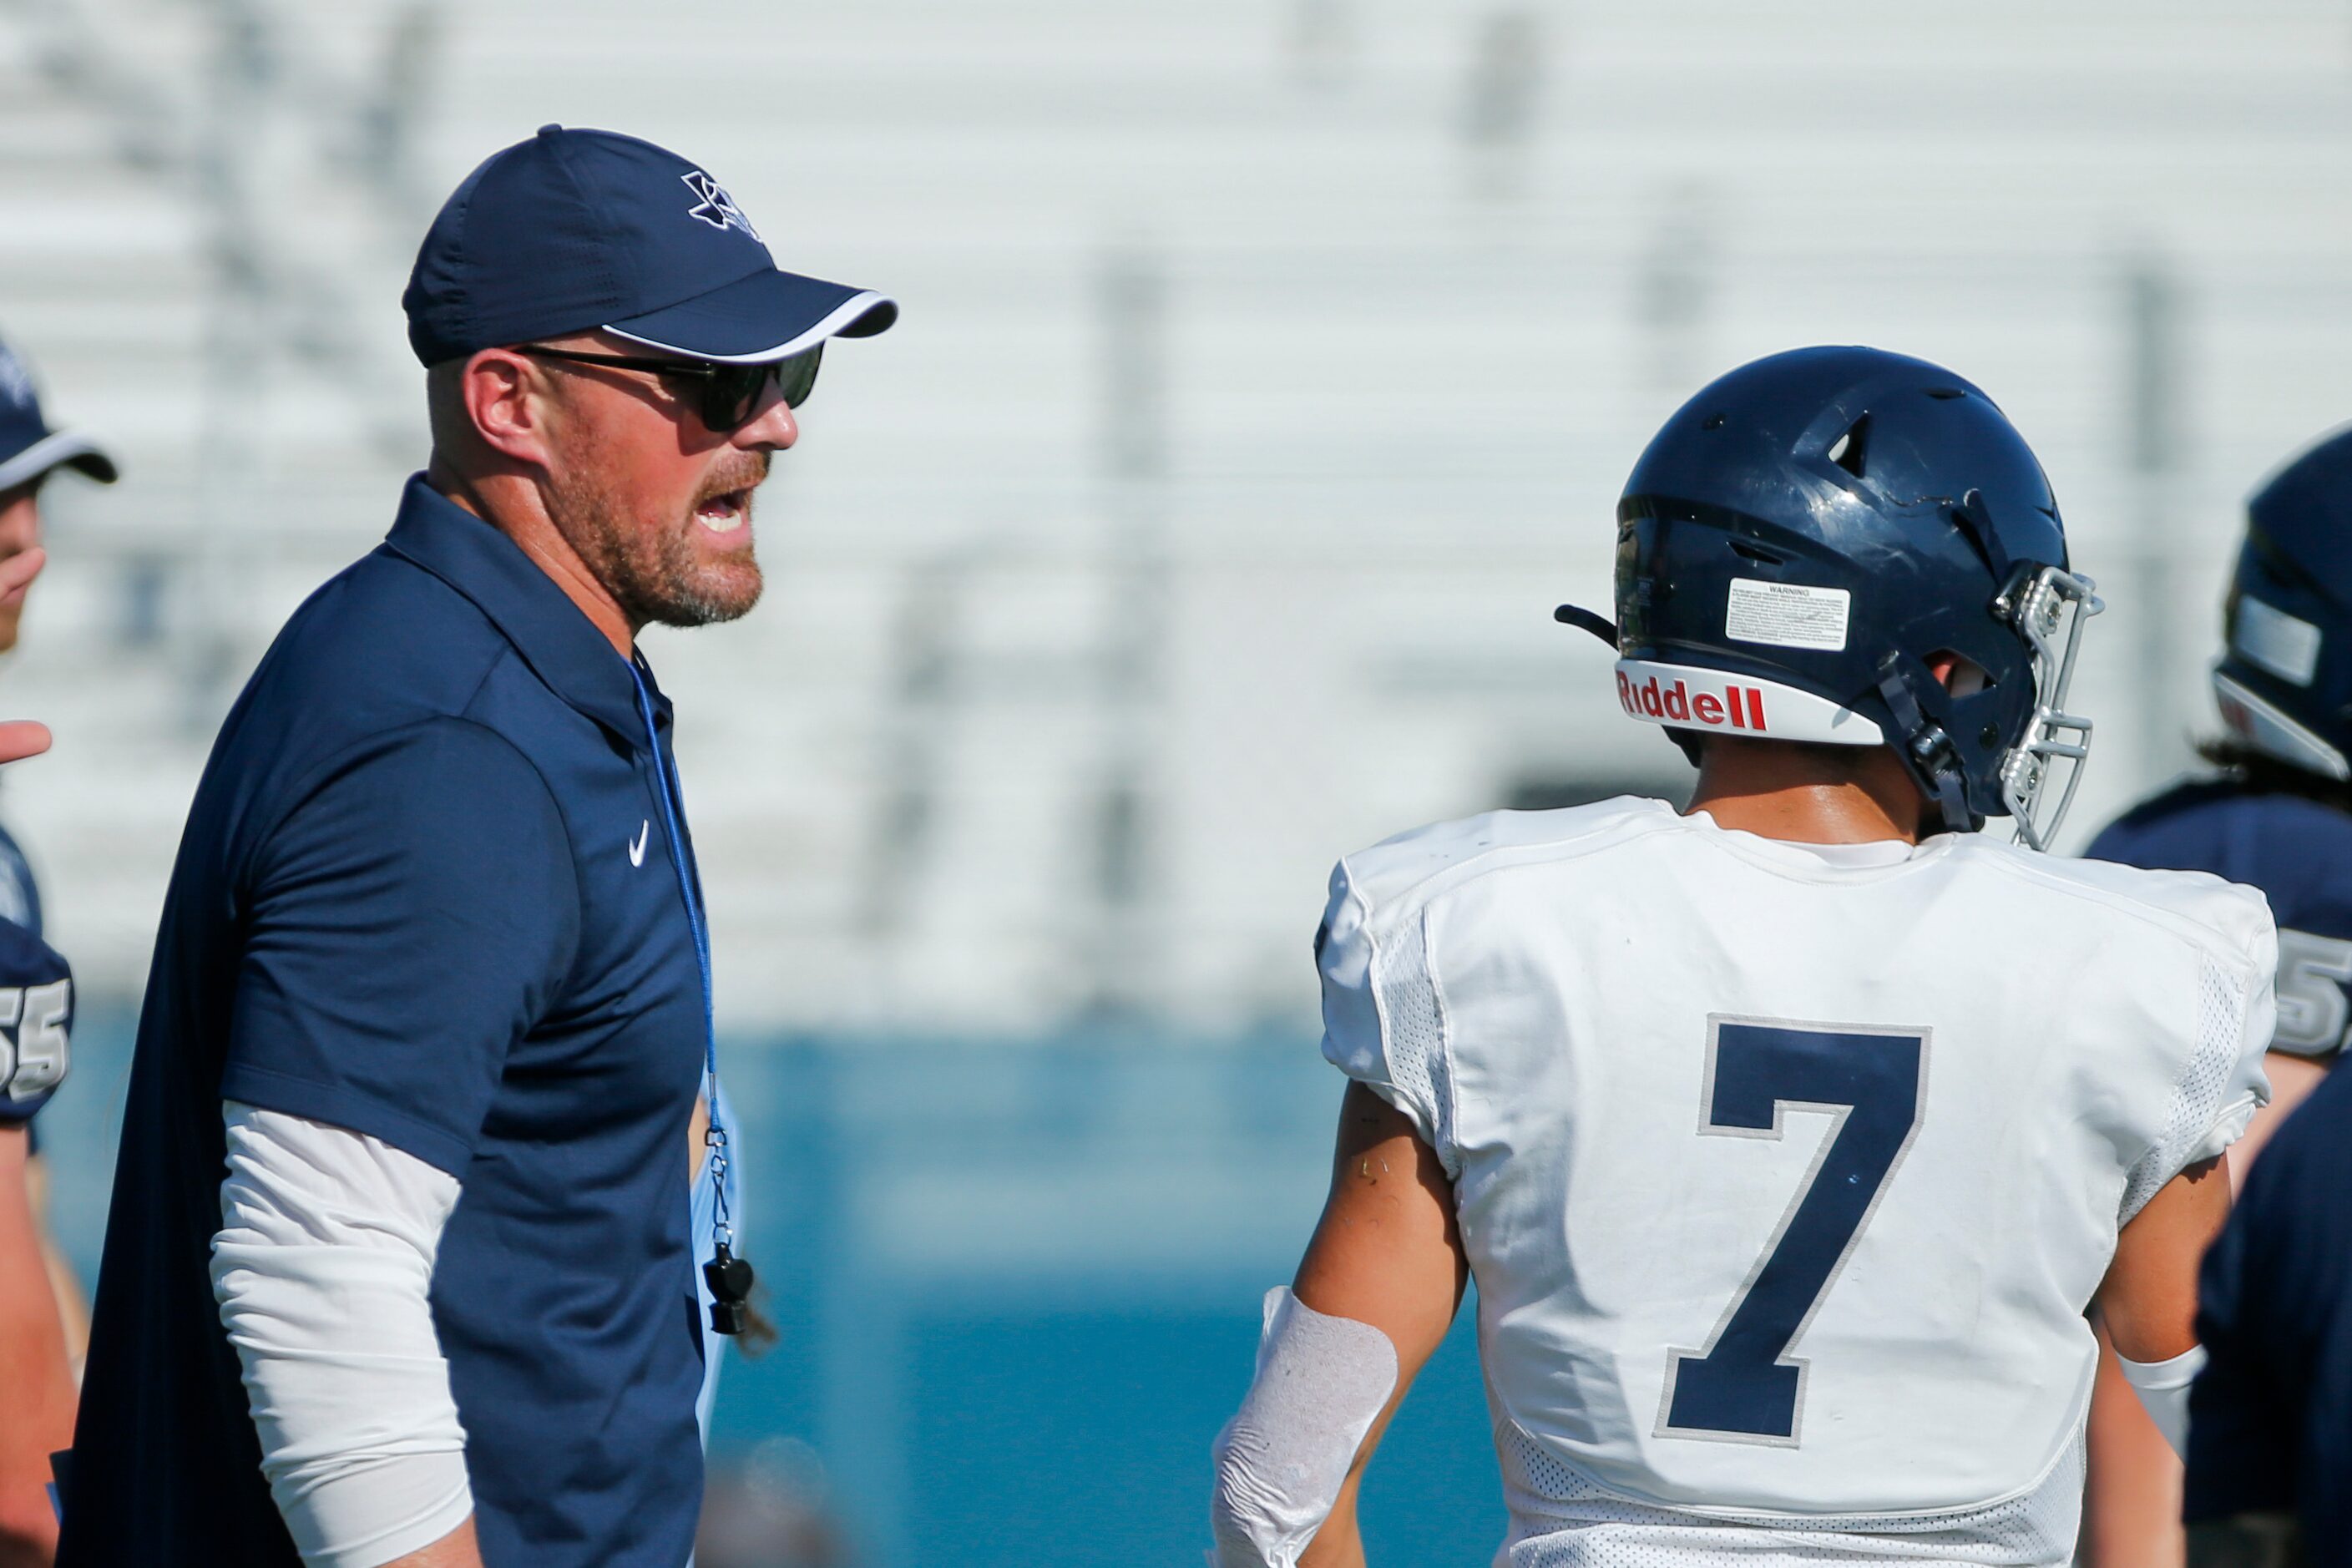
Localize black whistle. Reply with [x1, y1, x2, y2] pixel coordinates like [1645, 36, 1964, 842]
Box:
[704, 1242, 756, 1336]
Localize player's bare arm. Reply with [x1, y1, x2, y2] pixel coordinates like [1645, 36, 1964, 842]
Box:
[2081, 1151, 2236, 1562]
[0, 1126, 76, 1565]
[0, 913, 77, 1568]
[2102, 1155, 2229, 1364]
[19, 1156, 86, 1378]
[1208, 1083, 1463, 1568]
[1288, 1084, 1467, 1567]
[2093, 1154, 2231, 1459]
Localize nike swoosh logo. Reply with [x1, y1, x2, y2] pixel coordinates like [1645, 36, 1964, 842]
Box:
[630, 821, 650, 867]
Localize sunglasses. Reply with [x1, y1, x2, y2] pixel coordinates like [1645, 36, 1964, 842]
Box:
[514, 341, 823, 432]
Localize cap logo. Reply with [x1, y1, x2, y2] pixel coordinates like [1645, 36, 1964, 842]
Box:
[0, 347, 32, 415]
[680, 170, 760, 241]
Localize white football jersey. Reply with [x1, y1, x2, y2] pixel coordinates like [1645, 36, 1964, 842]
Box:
[1317, 798, 2275, 1567]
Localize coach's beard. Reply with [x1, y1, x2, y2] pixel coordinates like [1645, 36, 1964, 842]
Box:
[553, 453, 769, 630]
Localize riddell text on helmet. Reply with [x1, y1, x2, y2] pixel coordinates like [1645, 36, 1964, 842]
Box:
[1616, 670, 1768, 731]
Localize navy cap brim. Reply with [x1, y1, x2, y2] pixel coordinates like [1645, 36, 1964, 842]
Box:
[0, 430, 118, 492]
[603, 267, 897, 364]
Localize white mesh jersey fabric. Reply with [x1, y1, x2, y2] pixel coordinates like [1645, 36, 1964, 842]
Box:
[1314, 798, 2276, 1530]
[1498, 1419, 2082, 1566]
[1372, 907, 1458, 1176]
[2117, 955, 2265, 1224]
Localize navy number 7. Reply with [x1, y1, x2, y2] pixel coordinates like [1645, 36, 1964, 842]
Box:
[1657, 1017, 1929, 1446]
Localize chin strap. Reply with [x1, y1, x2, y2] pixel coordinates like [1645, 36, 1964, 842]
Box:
[1876, 654, 1973, 835]
[1560, 601, 1702, 765]
[1552, 604, 1618, 646]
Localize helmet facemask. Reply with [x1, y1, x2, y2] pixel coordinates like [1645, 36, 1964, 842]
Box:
[1991, 564, 2103, 849]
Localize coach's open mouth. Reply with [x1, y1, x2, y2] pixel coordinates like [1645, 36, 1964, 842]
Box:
[695, 489, 751, 534]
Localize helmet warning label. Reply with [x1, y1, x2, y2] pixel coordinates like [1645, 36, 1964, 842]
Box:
[1726, 580, 1850, 652]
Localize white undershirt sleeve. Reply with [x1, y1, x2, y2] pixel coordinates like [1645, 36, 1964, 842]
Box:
[211, 1101, 474, 1568]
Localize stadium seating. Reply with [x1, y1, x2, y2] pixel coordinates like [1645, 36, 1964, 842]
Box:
[5, 0, 2352, 1027]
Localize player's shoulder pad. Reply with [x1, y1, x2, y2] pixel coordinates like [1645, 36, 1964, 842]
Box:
[2096, 780, 2352, 870]
[2085, 776, 2238, 847]
[1985, 838, 2275, 969]
[0, 917, 72, 1125]
[2218, 791, 2352, 894]
[1315, 799, 1673, 1164]
[0, 917, 68, 985]
[1325, 796, 1677, 938]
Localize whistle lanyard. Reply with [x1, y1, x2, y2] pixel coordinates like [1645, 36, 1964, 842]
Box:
[629, 659, 733, 1252]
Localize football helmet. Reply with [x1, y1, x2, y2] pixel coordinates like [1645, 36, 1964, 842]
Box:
[1559, 346, 2101, 847]
[2212, 426, 2352, 780]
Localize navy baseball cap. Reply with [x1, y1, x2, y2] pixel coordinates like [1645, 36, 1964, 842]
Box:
[0, 336, 118, 492]
[402, 125, 897, 367]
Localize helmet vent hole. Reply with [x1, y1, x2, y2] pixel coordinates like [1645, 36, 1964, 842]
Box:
[1925, 387, 1968, 401]
[1729, 540, 1785, 565]
[1827, 415, 1871, 478]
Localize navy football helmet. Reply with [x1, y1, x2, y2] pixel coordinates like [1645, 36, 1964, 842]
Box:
[1559, 346, 2102, 847]
[2212, 427, 2352, 780]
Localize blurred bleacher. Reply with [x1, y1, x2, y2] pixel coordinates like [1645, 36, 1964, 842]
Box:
[7, 0, 2352, 1029]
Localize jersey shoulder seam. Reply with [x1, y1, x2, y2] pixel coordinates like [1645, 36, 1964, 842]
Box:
[1419, 899, 1465, 1178]
[1338, 807, 1682, 925]
[1971, 850, 2268, 969]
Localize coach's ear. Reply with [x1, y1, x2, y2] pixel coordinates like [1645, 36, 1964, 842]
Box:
[449, 348, 561, 474]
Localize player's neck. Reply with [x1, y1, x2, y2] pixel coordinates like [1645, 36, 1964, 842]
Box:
[1685, 739, 1930, 846]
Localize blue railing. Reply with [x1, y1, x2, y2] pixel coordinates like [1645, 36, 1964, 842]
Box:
[42, 1019, 1504, 1566]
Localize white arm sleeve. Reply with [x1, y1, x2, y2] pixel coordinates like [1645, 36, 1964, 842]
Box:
[1208, 1288, 1399, 1568]
[2116, 1344, 2207, 1461]
[211, 1101, 473, 1568]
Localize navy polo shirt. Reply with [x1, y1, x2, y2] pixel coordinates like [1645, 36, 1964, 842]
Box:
[60, 477, 709, 1567]
[2186, 1062, 2352, 1559]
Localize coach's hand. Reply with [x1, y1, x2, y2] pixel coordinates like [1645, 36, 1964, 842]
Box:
[0, 723, 51, 766]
